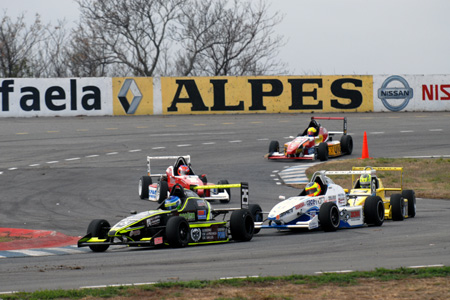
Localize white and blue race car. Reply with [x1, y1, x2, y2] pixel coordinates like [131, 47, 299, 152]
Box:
[254, 170, 384, 232]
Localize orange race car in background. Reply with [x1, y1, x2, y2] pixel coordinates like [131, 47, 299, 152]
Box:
[267, 117, 353, 161]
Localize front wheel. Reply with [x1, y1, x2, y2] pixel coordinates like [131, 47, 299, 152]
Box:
[319, 202, 339, 232]
[156, 180, 169, 204]
[230, 209, 254, 241]
[166, 216, 190, 248]
[364, 196, 384, 226]
[139, 176, 152, 199]
[249, 204, 263, 234]
[86, 219, 110, 252]
[268, 140, 279, 155]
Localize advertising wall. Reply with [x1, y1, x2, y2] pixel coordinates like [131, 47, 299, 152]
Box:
[373, 75, 450, 112]
[1, 75, 448, 117]
[0, 78, 112, 117]
[112, 77, 154, 115]
[160, 75, 373, 114]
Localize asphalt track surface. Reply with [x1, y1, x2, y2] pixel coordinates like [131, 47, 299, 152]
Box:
[1, 112, 449, 293]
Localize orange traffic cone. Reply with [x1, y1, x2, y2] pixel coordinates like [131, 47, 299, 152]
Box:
[358, 131, 373, 159]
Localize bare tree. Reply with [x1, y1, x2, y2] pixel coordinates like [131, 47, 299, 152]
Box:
[75, 0, 186, 77]
[176, 0, 287, 76]
[65, 24, 115, 77]
[0, 12, 46, 77]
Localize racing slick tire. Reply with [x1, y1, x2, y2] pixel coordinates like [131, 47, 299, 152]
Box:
[340, 135, 353, 155]
[156, 180, 169, 204]
[364, 196, 384, 226]
[217, 179, 231, 203]
[268, 140, 279, 156]
[139, 176, 152, 200]
[86, 219, 110, 252]
[230, 209, 254, 241]
[391, 194, 405, 221]
[249, 204, 263, 234]
[402, 190, 416, 218]
[317, 142, 329, 161]
[166, 216, 190, 248]
[319, 202, 340, 232]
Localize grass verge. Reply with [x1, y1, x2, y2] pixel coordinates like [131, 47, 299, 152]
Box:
[302, 158, 450, 199]
[1, 266, 449, 300]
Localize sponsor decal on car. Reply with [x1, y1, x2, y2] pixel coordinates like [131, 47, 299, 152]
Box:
[146, 216, 160, 226]
[179, 212, 196, 221]
[191, 228, 201, 242]
[218, 228, 227, 240]
[149, 186, 157, 200]
[154, 236, 163, 245]
[201, 228, 218, 241]
[198, 210, 207, 220]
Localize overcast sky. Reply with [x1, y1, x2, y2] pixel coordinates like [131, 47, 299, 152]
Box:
[3, 0, 449, 76]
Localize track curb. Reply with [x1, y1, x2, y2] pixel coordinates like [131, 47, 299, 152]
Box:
[0, 228, 80, 251]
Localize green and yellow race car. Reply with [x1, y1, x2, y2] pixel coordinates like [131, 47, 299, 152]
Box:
[78, 182, 257, 252]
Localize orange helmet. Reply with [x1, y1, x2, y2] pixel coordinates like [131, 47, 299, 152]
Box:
[177, 165, 190, 176]
[305, 182, 321, 197]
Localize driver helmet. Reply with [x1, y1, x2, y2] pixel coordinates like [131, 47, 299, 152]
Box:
[307, 127, 317, 137]
[165, 196, 181, 210]
[359, 174, 371, 188]
[177, 165, 190, 176]
[305, 182, 321, 197]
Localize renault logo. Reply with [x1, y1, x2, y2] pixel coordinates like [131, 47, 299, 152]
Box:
[118, 79, 143, 114]
[377, 75, 413, 112]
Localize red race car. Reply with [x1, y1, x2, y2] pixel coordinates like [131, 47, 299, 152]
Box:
[267, 117, 353, 161]
[139, 156, 231, 204]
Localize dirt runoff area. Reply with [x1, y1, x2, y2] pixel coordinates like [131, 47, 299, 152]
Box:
[81, 276, 450, 300]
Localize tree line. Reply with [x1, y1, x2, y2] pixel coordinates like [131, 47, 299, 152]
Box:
[0, 0, 287, 78]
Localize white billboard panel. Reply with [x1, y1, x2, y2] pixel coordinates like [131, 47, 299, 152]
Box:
[374, 75, 450, 112]
[0, 78, 112, 117]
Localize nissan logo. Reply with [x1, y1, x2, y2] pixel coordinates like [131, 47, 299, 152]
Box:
[377, 75, 413, 112]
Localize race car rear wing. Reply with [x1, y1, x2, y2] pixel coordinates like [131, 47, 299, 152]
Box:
[146, 155, 191, 177]
[312, 116, 347, 135]
[195, 182, 249, 209]
[352, 166, 403, 191]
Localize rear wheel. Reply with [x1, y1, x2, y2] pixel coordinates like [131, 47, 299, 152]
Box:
[317, 142, 328, 161]
[166, 216, 190, 248]
[402, 190, 416, 218]
[86, 219, 110, 252]
[139, 176, 152, 199]
[391, 194, 405, 221]
[249, 204, 263, 234]
[319, 202, 339, 232]
[230, 209, 254, 241]
[218, 179, 231, 203]
[364, 196, 384, 226]
[268, 140, 279, 155]
[156, 180, 169, 204]
[340, 135, 353, 155]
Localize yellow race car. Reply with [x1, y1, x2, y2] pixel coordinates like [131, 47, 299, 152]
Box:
[349, 166, 415, 220]
[325, 166, 416, 221]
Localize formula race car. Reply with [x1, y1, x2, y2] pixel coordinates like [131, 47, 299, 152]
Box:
[139, 155, 231, 204]
[267, 117, 353, 161]
[78, 182, 257, 252]
[254, 170, 384, 232]
[345, 166, 416, 221]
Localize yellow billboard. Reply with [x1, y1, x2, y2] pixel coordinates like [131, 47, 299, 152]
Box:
[161, 76, 373, 114]
[112, 77, 153, 115]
